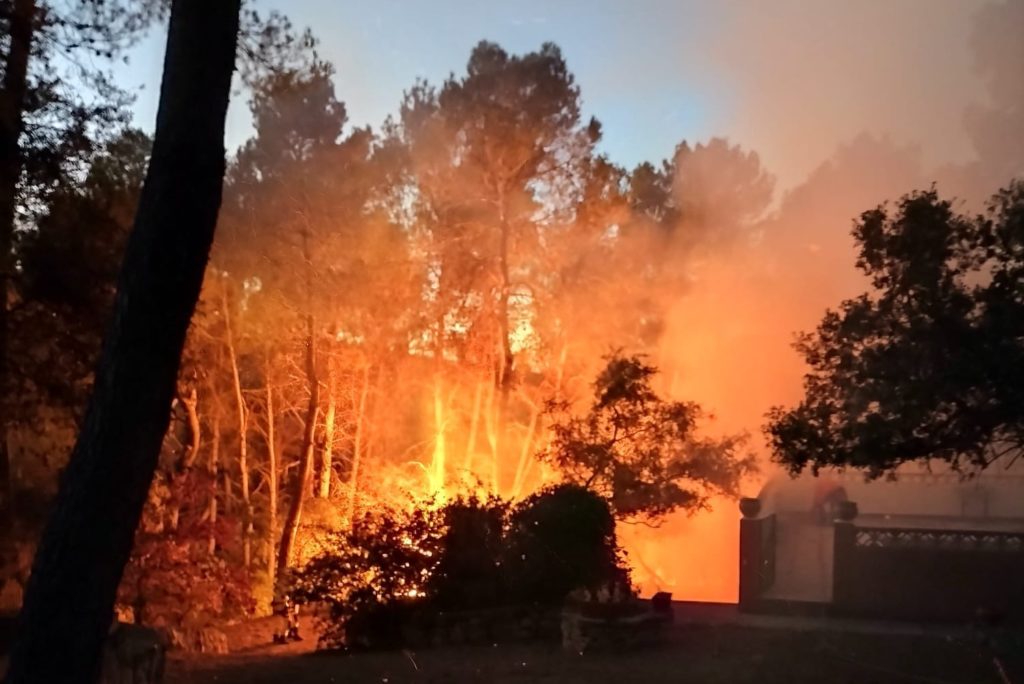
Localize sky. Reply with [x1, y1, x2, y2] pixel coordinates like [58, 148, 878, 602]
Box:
[111, 0, 993, 193]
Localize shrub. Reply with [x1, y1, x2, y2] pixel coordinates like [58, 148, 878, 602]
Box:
[291, 488, 630, 648]
[290, 502, 445, 647]
[117, 469, 254, 633]
[504, 484, 628, 605]
[426, 495, 509, 610]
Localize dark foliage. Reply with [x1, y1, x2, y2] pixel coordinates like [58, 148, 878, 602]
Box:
[117, 468, 254, 632]
[291, 487, 628, 648]
[427, 496, 507, 610]
[543, 353, 754, 521]
[766, 182, 1024, 476]
[289, 501, 445, 647]
[502, 484, 627, 606]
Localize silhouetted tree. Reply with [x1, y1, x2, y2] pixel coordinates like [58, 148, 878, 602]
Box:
[394, 41, 601, 394]
[543, 353, 754, 521]
[5, 1, 240, 681]
[13, 130, 150, 406]
[767, 182, 1024, 476]
[0, 0, 165, 524]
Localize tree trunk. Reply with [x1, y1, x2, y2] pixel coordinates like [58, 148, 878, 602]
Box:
[430, 374, 447, 499]
[4, 2, 240, 682]
[168, 386, 201, 531]
[484, 372, 500, 495]
[276, 315, 319, 584]
[208, 411, 221, 555]
[464, 378, 484, 477]
[0, 0, 36, 529]
[512, 396, 540, 498]
[346, 363, 369, 526]
[264, 376, 278, 595]
[223, 284, 252, 567]
[316, 364, 336, 498]
[496, 183, 514, 396]
[180, 387, 202, 467]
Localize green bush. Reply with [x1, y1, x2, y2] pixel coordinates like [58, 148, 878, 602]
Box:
[426, 495, 508, 610]
[503, 484, 628, 605]
[291, 487, 629, 649]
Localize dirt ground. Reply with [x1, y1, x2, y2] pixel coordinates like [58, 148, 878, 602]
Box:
[164, 624, 1022, 684]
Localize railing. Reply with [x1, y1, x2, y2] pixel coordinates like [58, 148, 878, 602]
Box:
[854, 526, 1024, 553]
[833, 516, 1024, 620]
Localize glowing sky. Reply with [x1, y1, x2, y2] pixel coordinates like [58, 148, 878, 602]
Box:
[114, 0, 991, 191]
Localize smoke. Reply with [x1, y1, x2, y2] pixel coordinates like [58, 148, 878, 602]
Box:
[696, 0, 992, 191]
[624, 1, 1023, 601]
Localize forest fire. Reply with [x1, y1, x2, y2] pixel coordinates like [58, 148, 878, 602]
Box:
[1, 2, 1020, 681]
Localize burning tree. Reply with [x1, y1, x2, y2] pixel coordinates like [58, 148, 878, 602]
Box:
[543, 354, 755, 521]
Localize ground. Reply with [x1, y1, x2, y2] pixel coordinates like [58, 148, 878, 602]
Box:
[2, 609, 1021, 682]
[163, 624, 1020, 684]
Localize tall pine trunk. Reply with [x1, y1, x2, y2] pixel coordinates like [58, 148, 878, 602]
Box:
[316, 362, 335, 498]
[264, 375, 278, 596]
[0, 0, 36, 528]
[208, 411, 221, 555]
[223, 284, 252, 566]
[464, 379, 484, 476]
[277, 314, 319, 585]
[168, 386, 201, 531]
[346, 363, 369, 526]
[5, 2, 240, 681]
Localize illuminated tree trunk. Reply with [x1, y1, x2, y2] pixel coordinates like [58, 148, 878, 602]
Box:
[265, 376, 277, 594]
[223, 452, 234, 515]
[484, 373, 500, 495]
[496, 182, 514, 395]
[430, 375, 447, 498]
[277, 314, 319, 583]
[512, 396, 539, 498]
[5, 2, 240, 681]
[168, 386, 201, 531]
[223, 285, 252, 567]
[0, 0, 36, 528]
[316, 365, 336, 498]
[208, 411, 221, 555]
[346, 363, 369, 525]
[492, 184, 515, 498]
[180, 387, 201, 466]
[463, 380, 484, 480]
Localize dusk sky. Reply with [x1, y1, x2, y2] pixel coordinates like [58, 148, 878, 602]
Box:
[114, 0, 990, 192]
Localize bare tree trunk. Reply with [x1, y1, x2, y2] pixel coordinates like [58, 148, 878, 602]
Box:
[277, 314, 319, 583]
[0, 0, 36, 529]
[168, 386, 201, 531]
[208, 411, 221, 555]
[430, 374, 447, 499]
[223, 284, 252, 567]
[5, 3, 240, 681]
[223, 456, 234, 515]
[512, 396, 540, 498]
[346, 363, 370, 526]
[496, 184, 514, 396]
[316, 363, 335, 498]
[464, 379, 484, 478]
[180, 387, 201, 466]
[265, 377, 277, 594]
[484, 372, 500, 495]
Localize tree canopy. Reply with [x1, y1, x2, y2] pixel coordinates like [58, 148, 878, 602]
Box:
[767, 182, 1024, 476]
[544, 353, 754, 521]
